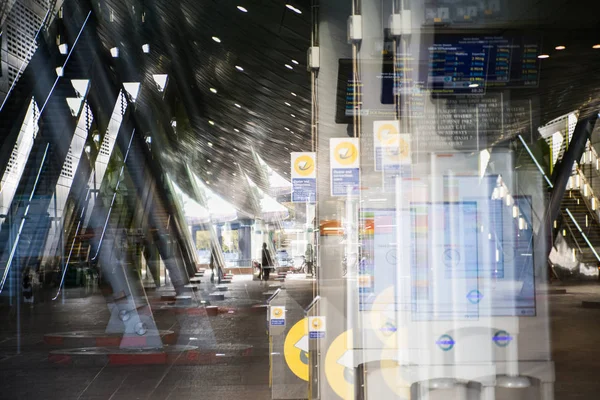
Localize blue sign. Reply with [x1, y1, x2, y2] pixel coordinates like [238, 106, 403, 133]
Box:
[271, 319, 285, 326]
[492, 330, 513, 347]
[380, 321, 397, 336]
[332, 168, 360, 196]
[436, 334, 455, 351]
[292, 178, 316, 203]
[309, 331, 325, 339]
[466, 290, 483, 304]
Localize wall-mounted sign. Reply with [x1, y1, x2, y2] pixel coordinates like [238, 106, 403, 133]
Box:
[291, 152, 316, 203]
[270, 306, 286, 326]
[330, 138, 360, 196]
[308, 316, 326, 339]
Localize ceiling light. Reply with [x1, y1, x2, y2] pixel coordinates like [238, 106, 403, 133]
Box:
[209, 120, 215, 125]
[234, 128, 239, 132]
[58, 43, 68, 55]
[537, 54, 549, 59]
[235, 65, 244, 71]
[210, 87, 217, 94]
[291, 92, 297, 96]
[234, 103, 241, 108]
[212, 36, 221, 43]
[285, 4, 302, 14]
[291, 59, 299, 65]
[110, 47, 119, 58]
[469, 83, 479, 88]
[237, 6, 247, 12]
[290, 114, 296, 117]
[593, 44, 600, 49]
[285, 102, 291, 106]
[207, 159, 212, 163]
[142, 43, 150, 53]
[285, 64, 293, 69]
[233, 148, 238, 152]
[555, 45, 566, 50]
[208, 142, 213, 147]
[55, 67, 64, 77]
[206, 181, 210, 185]
[284, 127, 290, 131]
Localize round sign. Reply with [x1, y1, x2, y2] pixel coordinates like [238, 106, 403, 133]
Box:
[492, 330, 513, 347]
[283, 318, 309, 381]
[334, 142, 358, 166]
[273, 308, 283, 318]
[376, 123, 399, 146]
[325, 329, 354, 400]
[311, 317, 322, 330]
[443, 249, 460, 267]
[294, 155, 315, 177]
[436, 334, 455, 351]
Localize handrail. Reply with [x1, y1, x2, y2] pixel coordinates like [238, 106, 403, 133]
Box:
[304, 295, 321, 314]
[52, 186, 92, 300]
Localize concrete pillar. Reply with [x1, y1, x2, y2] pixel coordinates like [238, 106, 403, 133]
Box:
[238, 220, 252, 267]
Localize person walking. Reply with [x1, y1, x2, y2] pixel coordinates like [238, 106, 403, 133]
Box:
[261, 242, 274, 281]
[305, 243, 314, 276]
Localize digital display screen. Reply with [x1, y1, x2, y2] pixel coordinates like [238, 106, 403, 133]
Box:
[334, 32, 541, 123]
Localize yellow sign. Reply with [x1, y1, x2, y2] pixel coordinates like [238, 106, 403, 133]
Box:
[325, 329, 354, 400]
[311, 318, 322, 329]
[334, 141, 358, 166]
[375, 122, 400, 146]
[293, 154, 315, 177]
[283, 318, 309, 381]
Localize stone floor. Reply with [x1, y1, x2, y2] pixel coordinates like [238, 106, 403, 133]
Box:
[0, 278, 599, 399]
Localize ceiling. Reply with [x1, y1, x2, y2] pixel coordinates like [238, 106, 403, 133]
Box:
[55, 0, 600, 216]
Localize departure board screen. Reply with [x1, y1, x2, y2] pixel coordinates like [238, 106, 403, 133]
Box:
[427, 33, 542, 95]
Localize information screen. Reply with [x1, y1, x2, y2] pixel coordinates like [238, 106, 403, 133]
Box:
[425, 34, 541, 95]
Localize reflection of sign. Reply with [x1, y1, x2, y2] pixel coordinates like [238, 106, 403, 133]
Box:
[374, 121, 411, 171]
[309, 316, 326, 339]
[385, 249, 397, 265]
[492, 330, 513, 347]
[325, 329, 354, 400]
[283, 318, 309, 381]
[436, 334, 455, 351]
[466, 289, 483, 304]
[443, 248, 460, 267]
[270, 306, 286, 326]
[291, 152, 316, 203]
[330, 138, 360, 197]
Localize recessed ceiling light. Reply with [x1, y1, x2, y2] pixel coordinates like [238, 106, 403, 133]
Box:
[555, 45, 566, 50]
[291, 59, 299, 65]
[285, 64, 293, 70]
[207, 159, 211, 163]
[468, 83, 479, 88]
[206, 181, 210, 185]
[291, 92, 297, 96]
[209, 120, 215, 125]
[537, 54, 550, 59]
[290, 114, 295, 117]
[234, 128, 240, 132]
[210, 87, 217, 94]
[235, 65, 244, 71]
[285, 102, 291, 106]
[237, 6, 247, 12]
[142, 43, 150, 53]
[284, 127, 290, 131]
[593, 44, 600, 49]
[234, 103, 241, 108]
[212, 36, 221, 43]
[233, 148, 238, 152]
[208, 142, 213, 147]
[285, 4, 302, 14]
